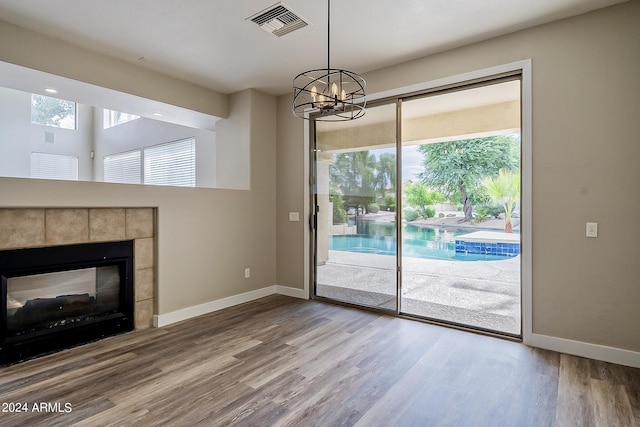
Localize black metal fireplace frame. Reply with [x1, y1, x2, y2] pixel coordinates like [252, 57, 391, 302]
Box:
[1, 240, 134, 365]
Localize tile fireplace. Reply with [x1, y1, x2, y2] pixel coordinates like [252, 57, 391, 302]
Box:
[1, 241, 134, 364]
[0, 207, 156, 365]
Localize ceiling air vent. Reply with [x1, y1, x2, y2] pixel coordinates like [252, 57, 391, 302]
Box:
[248, 2, 309, 37]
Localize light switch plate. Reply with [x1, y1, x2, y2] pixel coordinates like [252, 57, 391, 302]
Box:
[586, 222, 598, 238]
[288, 212, 300, 222]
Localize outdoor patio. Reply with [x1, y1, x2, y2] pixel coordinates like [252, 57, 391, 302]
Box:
[316, 249, 521, 335]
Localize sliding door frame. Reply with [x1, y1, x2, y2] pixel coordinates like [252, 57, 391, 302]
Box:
[306, 60, 532, 342]
[309, 99, 400, 314]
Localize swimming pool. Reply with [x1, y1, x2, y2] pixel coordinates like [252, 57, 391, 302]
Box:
[330, 222, 516, 261]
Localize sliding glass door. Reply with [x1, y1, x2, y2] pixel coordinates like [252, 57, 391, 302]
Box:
[312, 76, 522, 337]
[399, 79, 522, 335]
[313, 102, 398, 311]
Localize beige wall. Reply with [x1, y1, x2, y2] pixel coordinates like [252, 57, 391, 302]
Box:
[0, 19, 277, 316]
[215, 91, 251, 190]
[0, 86, 277, 315]
[0, 19, 227, 119]
[276, 2, 640, 352]
[276, 96, 306, 289]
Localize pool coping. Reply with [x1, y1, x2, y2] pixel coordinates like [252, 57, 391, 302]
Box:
[455, 231, 520, 243]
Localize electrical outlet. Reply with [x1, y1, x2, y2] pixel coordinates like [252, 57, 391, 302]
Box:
[244, 268, 251, 278]
[586, 222, 598, 238]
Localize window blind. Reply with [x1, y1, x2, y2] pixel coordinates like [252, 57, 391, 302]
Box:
[144, 138, 195, 187]
[104, 150, 142, 184]
[30, 152, 79, 181]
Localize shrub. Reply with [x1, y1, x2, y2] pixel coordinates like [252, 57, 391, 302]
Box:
[424, 207, 436, 218]
[473, 206, 490, 224]
[480, 204, 503, 218]
[403, 206, 419, 222]
[367, 203, 380, 213]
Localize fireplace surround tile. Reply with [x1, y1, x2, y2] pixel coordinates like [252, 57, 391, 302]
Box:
[46, 209, 89, 245]
[89, 208, 126, 242]
[135, 268, 154, 301]
[0, 208, 45, 250]
[135, 238, 154, 270]
[126, 208, 154, 239]
[135, 298, 154, 329]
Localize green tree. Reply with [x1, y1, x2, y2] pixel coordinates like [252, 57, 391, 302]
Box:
[375, 153, 396, 200]
[330, 150, 396, 214]
[329, 181, 348, 224]
[30, 94, 75, 128]
[330, 194, 347, 224]
[481, 169, 520, 233]
[418, 136, 519, 222]
[403, 182, 445, 218]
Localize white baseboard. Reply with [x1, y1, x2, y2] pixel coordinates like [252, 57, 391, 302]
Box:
[153, 285, 307, 327]
[275, 285, 307, 299]
[527, 333, 640, 368]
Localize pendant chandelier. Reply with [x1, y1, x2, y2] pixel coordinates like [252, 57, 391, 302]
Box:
[292, 0, 366, 121]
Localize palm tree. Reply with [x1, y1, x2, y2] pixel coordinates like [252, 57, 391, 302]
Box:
[481, 169, 520, 233]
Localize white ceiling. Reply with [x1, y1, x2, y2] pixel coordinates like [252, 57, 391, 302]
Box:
[0, 0, 629, 97]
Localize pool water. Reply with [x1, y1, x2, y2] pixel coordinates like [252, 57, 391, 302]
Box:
[330, 222, 515, 261]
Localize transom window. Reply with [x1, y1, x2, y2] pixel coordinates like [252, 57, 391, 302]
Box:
[30, 94, 76, 130]
[103, 109, 140, 129]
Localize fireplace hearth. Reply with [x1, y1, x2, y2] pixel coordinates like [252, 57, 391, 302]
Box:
[1, 240, 134, 365]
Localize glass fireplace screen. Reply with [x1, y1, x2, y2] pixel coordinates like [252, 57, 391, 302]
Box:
[6, 265, 120, 336]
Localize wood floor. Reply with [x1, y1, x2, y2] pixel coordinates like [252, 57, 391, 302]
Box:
[1, 295, 638, 426]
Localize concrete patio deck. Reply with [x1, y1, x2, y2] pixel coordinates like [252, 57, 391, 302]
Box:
[316, 250, 521, 335]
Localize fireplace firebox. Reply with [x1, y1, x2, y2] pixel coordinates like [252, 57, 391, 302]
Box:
[1, 240, 134, 365]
